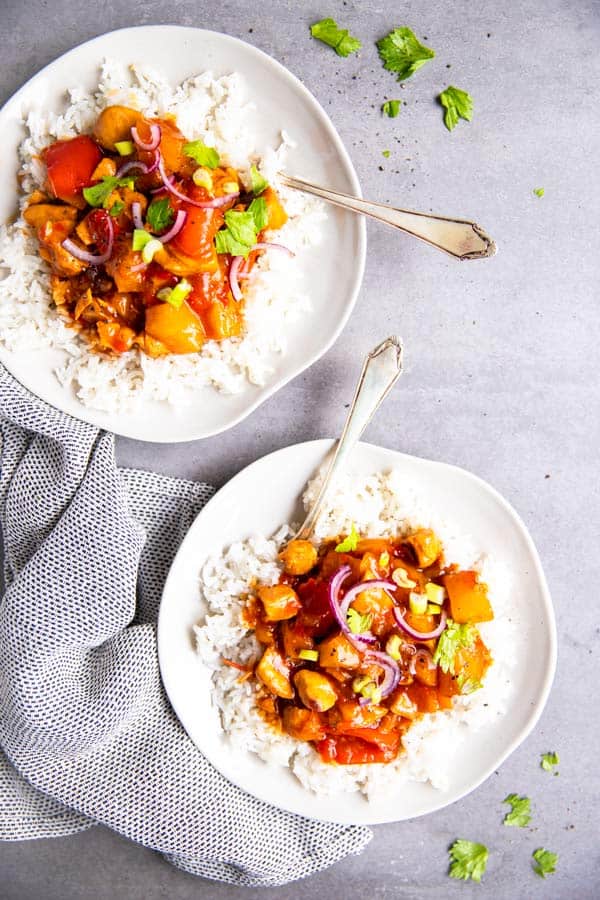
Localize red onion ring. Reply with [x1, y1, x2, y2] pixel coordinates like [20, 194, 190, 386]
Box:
[131, 201, 144, 231]
[158, 208, 187, 244]
[131, 122, 161, 152]
[228, 256, 244, 302]
[359, 650, 400, 705]
[328, 566, 377, 648]
[62, 214, 114, 265]
[393, 606, 447, 641]
[158, 155, 239, 208]
[251, 241, 295, 257]
[409, 647, 437, 677]
[115, 159, 150, 178]
[150, 178, 174, 194]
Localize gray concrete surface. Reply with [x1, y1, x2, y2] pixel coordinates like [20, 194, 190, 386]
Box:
[2, 0, 599, 897]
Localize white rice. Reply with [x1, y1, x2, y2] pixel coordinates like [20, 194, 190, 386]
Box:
[0, 59, 325, 410]
[194, 468, 518, 798]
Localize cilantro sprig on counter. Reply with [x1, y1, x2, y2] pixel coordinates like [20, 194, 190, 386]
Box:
[439, 86, 474, 131]
[533, 187, 545, 198]
[382, 99, 401, 118]
[310, 18, 361, 57]
[532, 848, 558, 878]
[377, 27, 435, 80]
[503, 794, 532, 828]
[541, 751, 559, 772]
[448, 839, 488, 883]
[214, 197, 267, 258]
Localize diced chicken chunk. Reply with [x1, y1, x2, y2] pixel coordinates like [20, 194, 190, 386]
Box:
[257, 584, 301, 621]
[255, 646, 294, 699]
[293, 669, 337, 712]
[278, 540, 318, 576]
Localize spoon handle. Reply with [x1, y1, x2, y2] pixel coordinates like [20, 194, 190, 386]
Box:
[293, 336, 403, 542]
[279, 174, 496, 261]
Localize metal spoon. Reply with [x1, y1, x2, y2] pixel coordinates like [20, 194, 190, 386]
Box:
[293, 336, 403, 542]
[279, 173, 496, 261]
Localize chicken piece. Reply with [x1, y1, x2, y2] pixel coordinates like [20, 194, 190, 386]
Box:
[104, 237, 146, 293]
[389, 689, 419, 719]
[281, 620, 314, 659]
[155, 243, 219, 278]
[96, 321, 137, 353]
[38, 222, 88, 276]
[201, 296, 244, 340]
[257, 584, 301, 622]
[93, 105, 142, 151]
[333, 699, 387, 727]
[317, 633, 361, 669]
[282, 707, 326, 742]
[278, 540, 318, 576]
[23, 204, 78, 231]
[254, 619, 277, 645]
[404, 529, 442, 568]
[144, 300, 206, 354]
[293, 669, 337, 712]
[255, 646, 294, 699]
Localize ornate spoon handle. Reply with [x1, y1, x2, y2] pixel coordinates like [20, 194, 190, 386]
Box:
[279, 173, 496, 261]
[293, 336, 403, 542]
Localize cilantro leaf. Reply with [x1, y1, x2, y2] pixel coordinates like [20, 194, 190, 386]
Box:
[335, 523, 359, 553]
[439, 86, 474, 131]
[347, 607, 372, 635]
[503, 793, 531, 827]
[532, 848, 558, 878]
[214, 198, 267, 258]
[382, 149, 391, 158]
[382, 99, 401, 118]
[433, 619, 475, 674]
[448, 839, 488, 883]
[183, 140, 220, 169]
[533, 187, 545, 197]
[248, 196, 268, 232]
[146, 197, 174, 233]
[108, 201, 124, 218]
[541, 751, 559, 772]
[250, 165, 269, 195]
[83, 176, 135, 208]
[377, 27, 435, 81]
[310, 18, 361, 57]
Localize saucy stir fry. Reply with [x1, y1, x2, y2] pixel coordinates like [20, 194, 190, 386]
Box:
[23, 106, 288, 356]
[240, 529, 494, 766]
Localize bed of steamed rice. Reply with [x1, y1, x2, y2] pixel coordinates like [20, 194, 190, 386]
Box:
[194, 468, 518, 799]
[0, 59, 325, 411]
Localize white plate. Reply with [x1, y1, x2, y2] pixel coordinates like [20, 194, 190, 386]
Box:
[0, 27, 365, 442]
[158, 439, 557, 824]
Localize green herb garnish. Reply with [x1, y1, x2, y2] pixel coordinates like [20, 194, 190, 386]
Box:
[214, 198, 267, 258]
[346, 608, 372, 635]
[183, 140, 220, 169]
[335, 523, 359, 553]
[377, 27, 435, 81]
[541, 751, 559, 772]
[439, 86, 474, 131]
[108, 201, 124, 218]
[250, 164, 269, 195]
[114, 140, 134, 156]
[532, 848, 558, 878]
[433, 620, 475, 674]
[533, 187, 545, 197]
[156, 279, 192, 309]
[146, 197, 174, 233]
[448, 839, 488, 883]
[83, 176, 135, 209]
[382, 150, 391, 158]
[382, 99, 401, 118]
[503, 794, 531, 827]
[310, 18, 361, 57]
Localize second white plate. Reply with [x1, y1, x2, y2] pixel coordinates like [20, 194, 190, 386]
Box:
[157, 440, 556, 824]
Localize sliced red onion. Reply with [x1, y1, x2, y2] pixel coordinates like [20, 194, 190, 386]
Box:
[327, 566, 376, 648]
[409, 647, 437, 677]
[393, 606, 447, 641]
[131, 201, 144, 231]
[150, 177, 174, 194]
[251, 241, 295, 257]
[358, 650, 400, 705]
[61, 216, 114, 266]
[158, 208, 187, 244]
[131, 122, 161, 152]
[158, 156, 239, 208]
[228, 255, 244, 302]
[115, 159, 150, 178]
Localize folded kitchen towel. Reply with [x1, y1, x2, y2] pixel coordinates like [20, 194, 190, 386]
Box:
[0, 366, 372, 886]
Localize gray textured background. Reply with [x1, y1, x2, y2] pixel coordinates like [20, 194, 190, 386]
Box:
[2, 0, 599, 897]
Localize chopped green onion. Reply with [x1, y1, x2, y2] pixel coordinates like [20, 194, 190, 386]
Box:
[385, 634, 402, 660]
[409, 591, 428, 615]
[192, 168, 214, 190]
[222, 180, 239, 195]
[352, 675, 371, 693]
[379, 551, 390, 568]
[361, 682, 382, 704]
[425, 583, 446, 605]
[132, 228, 152, 252]
[142, 238, 163, 264]
[298, 649, 319, 662]
[157, 278, 192, 309]
[427, 603, 442, 614]
[114, 140, 134, 156]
